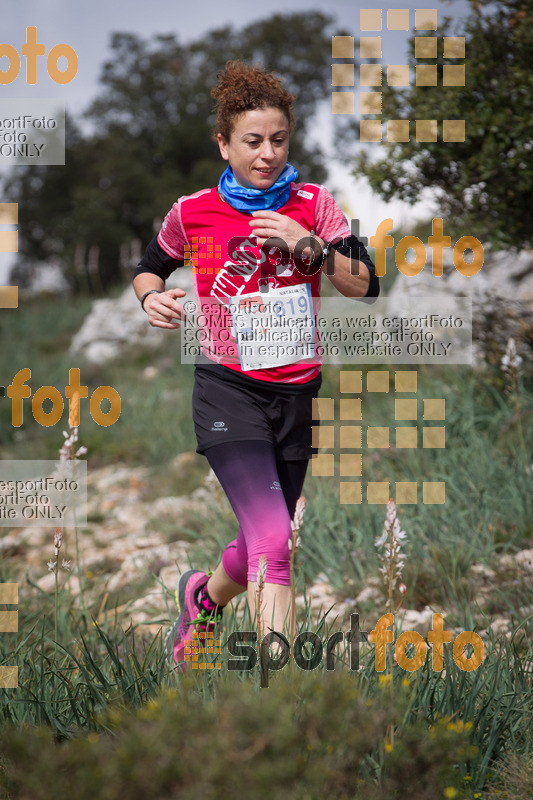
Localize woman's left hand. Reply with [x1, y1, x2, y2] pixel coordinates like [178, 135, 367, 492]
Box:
[249, 210, 311, 252]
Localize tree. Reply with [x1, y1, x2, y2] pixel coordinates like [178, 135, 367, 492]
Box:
[353, 0, 533, 250]
[4, 12, 347, 292]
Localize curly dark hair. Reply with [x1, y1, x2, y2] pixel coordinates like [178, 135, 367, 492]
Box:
[211, 60, 296, 141]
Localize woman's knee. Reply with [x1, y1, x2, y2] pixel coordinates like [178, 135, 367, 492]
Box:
[247, 525, 293, 584]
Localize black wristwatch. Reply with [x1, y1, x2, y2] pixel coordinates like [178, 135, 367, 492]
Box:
[140, 289, 161, 310]
[310, 240, 333, 268]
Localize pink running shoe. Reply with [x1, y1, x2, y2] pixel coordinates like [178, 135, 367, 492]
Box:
[165, 570, 223, 668]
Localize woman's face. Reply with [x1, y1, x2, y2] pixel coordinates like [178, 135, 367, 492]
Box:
[217, 106, 290, 190]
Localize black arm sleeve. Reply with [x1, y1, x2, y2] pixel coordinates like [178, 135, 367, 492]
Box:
[331, 235, 380, 298]
[133, 236, 185, 283]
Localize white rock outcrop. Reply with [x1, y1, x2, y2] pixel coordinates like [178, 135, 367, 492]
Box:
[69, 270, 195, 365]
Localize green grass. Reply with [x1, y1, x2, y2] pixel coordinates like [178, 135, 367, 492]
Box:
[0, 286, 197, 465]
[1, 575, 532, 797]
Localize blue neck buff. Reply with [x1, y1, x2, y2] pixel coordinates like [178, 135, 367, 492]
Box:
[218, 162, 299, 213]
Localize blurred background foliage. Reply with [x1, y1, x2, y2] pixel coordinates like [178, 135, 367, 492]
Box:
[351, 0, 533, 249]
[5, 1, 533, 294]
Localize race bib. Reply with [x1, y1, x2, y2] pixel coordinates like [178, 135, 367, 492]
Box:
[229, 284, 315, 371]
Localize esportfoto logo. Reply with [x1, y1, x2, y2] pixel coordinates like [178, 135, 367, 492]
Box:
[188, 613, 485, 687]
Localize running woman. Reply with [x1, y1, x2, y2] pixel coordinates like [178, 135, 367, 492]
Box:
[133, 61, 379, 667]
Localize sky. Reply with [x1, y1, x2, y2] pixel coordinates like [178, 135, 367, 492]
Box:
[0, 0, 473, 282]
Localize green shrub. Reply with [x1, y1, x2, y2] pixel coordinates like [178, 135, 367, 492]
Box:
[0, 672, 476, 800]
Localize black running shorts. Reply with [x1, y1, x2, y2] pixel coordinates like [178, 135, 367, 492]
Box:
[192, 363, 322, 460]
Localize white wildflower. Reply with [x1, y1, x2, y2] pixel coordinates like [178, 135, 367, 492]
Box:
[47, 559, 57, 572]
[59, 425, 87, 463]
[375, 498, 408, 612]
[288, 534, 302, 551]
[257, 555, 268, 584]
[291, 496, 306, 533]
[501, 337, 523, 373]
[61, 559, 72, 571]
[255, 555, 268, 642]
[375, 530, 388, 548]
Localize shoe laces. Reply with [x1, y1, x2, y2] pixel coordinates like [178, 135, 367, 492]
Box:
[188, 606, 223, 629]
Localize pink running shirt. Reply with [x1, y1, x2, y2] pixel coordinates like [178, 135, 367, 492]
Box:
[158, 182, 351, 384]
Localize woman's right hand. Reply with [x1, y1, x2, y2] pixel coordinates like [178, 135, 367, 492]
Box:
[143, 287, 187, 329]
